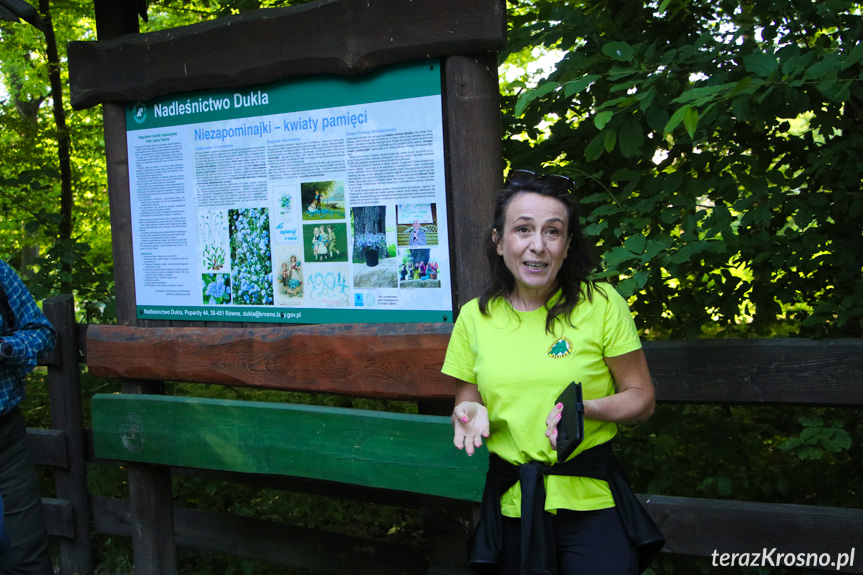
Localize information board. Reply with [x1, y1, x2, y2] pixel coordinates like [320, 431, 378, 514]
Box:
[126, 61, 453, 324]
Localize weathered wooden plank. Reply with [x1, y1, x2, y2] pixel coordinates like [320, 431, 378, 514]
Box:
[27, 428, 68, 468]
[91, 394, 487, 501]
[42, 498, 75, 539]
[86, 323, 456, 399]
[91, 496, 433, 575]
[67, 0, 507, 109]
[43, 294, 93, 575]
[86, 327, 863, 406]
[102, 101, 138, 325]
[644, 494, 863, 573]
[643, 339, 863, 406]
[443, 54, 502, 308]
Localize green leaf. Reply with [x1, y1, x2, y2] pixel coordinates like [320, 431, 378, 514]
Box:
[603, 246, 639, 268]
[594, 111, 614, 130]
[584, 133, 607, 161]
[804, 56, 841, 81]
[602, 41, 634, 62]
[731, 76, 753, 96]
[683, 106, 698, 139]
[642, 238, 670, 262]
[615, 277, 637, 298]
[514, 82, 558, 117]
[664, 105, 690, 134]
[624, 234, 647, 254]
[563, 75, 600, 98]
[603, 130, 617, 153]
[797, 447, 823, 460]
[798, 415, 824, 428]
[716, 476, 733, 497]
[618, 117, 645, 159]
[841, 42, 863, 70]
[744, 51, 779, 77]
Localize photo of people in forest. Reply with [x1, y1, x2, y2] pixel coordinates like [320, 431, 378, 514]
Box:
[301, 180, 346, 220]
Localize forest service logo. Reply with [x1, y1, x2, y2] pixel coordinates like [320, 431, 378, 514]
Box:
[119, 412, 145, 452]
[131, 102, 148, 124]
[548, 337, 573, 358]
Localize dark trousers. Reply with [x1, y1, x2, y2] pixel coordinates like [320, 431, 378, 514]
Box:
[0, 407, 52, 575]
[497, 507, 635, 575]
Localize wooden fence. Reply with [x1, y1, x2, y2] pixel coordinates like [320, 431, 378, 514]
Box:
[29, 300, 863, 573]
[78, 324, 863, 574]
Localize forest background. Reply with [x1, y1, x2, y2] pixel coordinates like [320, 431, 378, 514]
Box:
[1, 0, 862, 573]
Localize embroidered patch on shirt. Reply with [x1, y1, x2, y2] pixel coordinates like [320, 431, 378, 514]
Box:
[548, 337, 573, 358]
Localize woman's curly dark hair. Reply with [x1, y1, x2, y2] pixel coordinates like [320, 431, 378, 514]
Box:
[478, 170, 602, 333]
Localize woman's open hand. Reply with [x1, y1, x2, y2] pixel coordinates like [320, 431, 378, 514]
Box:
[452, 401, 490, 456]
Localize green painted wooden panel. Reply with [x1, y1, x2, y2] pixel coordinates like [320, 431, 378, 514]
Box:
[91, 394, 486, 502]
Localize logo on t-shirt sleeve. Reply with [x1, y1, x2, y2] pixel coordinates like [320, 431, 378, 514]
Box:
[547, 337, 573, 359]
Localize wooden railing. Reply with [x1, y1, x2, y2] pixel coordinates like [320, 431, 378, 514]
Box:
[82, 324, 863, 574]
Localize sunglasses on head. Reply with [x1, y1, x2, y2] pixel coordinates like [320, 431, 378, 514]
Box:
[507, 169, 574, 194]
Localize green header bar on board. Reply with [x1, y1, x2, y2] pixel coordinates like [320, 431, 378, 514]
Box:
[126, 60, 442, 130]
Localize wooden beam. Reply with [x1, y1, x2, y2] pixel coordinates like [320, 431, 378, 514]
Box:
[86, 323, 456, 399]
[91, 496, 432, 575]
[86, 326, 863, 406]
[42, 498, 75, 539]
[443, 54, 501, 309]
[644, 338, 863, 406]
[43, 294, 94, 575]
[67, 0, 507, 109]
[27, 428, 67, 468]
[91, 394, 487, 501]
[644, 494, 863, 573]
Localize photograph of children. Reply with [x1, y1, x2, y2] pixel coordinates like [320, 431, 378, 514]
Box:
[273, 244, 304, 304]
[301, 180, 346, 220]
[396, 203, 438, 247]
[398, 248, 442, 289]
[303, 223, 347, 262]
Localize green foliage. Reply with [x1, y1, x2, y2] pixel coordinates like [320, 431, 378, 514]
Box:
[1, 4, 114, 323]
[6, 1, 863, 574]
[502, 0, 863, 339]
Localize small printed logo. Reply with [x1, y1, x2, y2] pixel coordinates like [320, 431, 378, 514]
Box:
[120, 412, 145, 452]
[548, 337, 573, 359]
[365, 293, 376, 308]
[131, 102, 148, 124]
[354, 293, 364, 307]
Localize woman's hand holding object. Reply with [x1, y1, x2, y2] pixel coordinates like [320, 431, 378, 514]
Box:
[545, 403, 563, 450]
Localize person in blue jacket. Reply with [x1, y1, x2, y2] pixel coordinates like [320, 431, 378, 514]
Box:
[0, 259, 56, 575]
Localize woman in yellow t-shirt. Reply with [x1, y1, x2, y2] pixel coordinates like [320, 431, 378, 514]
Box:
[442, 170, 661, 575]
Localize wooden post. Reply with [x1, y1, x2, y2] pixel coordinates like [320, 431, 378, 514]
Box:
[96, 3, 178, 573]
[43, 295, 92, 575]
[443, 53, 503, 311]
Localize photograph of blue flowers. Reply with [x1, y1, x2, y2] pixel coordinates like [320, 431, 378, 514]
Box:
[228, 207, 274, 305]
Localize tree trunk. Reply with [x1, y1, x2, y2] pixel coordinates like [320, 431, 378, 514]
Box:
[39, 0, 75, 293]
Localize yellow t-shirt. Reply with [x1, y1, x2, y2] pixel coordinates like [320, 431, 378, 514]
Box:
[441, 283, 641, 517]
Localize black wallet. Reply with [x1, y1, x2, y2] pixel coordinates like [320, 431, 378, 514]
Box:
[555, 381, 585, 462]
